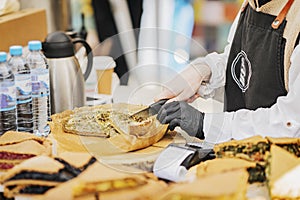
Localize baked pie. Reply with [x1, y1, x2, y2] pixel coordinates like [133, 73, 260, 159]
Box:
[214, 136, 300, 183]
[214, 136, 269, 183]
[50, 103, 168, 152]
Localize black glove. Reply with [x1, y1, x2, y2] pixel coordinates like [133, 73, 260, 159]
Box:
[148, 99, 168, 116]
[157, 101, 205, 139]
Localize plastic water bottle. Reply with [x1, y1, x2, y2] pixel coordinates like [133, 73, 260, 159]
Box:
[26, 41, 50, 137]
[0, 52, 17, 135]
[8, 46, 33, 133]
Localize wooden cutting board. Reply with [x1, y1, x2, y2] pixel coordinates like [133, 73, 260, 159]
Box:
[49, 130, 186, 172]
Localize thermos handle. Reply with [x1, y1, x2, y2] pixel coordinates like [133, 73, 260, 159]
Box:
[72, 38, 93, 81]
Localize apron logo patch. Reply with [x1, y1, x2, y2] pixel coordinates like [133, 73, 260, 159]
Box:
[231, 50, 252, 92]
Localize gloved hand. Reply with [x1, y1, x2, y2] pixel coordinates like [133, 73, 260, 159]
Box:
[154, 63, 211, 103]
[157, 101, 205, 139]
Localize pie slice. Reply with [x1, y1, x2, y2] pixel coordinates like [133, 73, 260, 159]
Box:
[266, 137, 300, 157]
[108, 112, 168, 151]
[159, 169, 249, 200]
[96, 179, 167, 200]
[213, 136, 269, 183]
[109, 112, 156, 138]
[1, 154, 96, 198]
[1, 156, 65, 198]
[214, 136, 269, 163]
[62, 108, 114, 138]
[0, 131, 46, 145]
[36, 162, 167, 200]
[196, 158, 257, 183]
[0, 139, 52, 171]
[268, 145, 300, 199]
[54, 152, 96, 176]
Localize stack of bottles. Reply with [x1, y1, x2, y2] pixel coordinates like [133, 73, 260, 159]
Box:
[0, 41, 51, 137]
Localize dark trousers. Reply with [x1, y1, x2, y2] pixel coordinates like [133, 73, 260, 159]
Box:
[92, 0, 143, 85]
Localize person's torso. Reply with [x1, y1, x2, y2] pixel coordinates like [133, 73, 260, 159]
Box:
[224, 0, 299, 111]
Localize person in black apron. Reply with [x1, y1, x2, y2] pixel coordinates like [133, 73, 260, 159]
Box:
[225, 0, 287, 111]
[156, 0, 300, 142]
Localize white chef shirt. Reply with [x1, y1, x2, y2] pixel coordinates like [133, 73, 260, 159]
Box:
[193, 12, 300, 144]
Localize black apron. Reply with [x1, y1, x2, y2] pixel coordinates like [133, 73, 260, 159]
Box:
[224, 2, 291, 111]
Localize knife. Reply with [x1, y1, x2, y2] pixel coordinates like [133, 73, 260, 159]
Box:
[130, 99, 168, 118]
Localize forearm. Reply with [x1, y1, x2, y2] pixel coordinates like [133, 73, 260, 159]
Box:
[196, 12, 240, 98]
[203, 43, 300, 143]
[204, 102, 300, 144]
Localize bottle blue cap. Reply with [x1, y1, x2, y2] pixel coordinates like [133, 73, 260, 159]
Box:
[28, 40, 42, 51]
[9, 46, 23, 56]
[0, 52, 7, 62]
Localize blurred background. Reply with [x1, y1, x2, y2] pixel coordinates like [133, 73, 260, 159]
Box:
[17, 0, 242, 53]
[1, 0, 242, 106]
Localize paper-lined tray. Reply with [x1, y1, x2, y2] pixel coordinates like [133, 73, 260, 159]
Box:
[50, 128, 185, 172]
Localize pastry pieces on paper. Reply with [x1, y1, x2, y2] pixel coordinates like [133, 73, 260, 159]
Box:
[38, 162, 168, 200]
[1, 156, 65, 198]
[1, 153, 96, 198]
[0, 131, 52, 171]
[214, 135, 300, 183]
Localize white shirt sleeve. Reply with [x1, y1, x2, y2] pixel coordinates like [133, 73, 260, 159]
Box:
[195, 11, 241, 98]
[203, 42, 300, 144]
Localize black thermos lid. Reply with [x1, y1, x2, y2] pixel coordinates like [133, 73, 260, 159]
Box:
[42, 31, 75, 58]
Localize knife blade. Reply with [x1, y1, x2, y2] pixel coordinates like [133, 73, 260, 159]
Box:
[131, 99, 168, 118]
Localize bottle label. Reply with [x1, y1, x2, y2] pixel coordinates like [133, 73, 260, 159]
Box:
[15, 74, 32, 104]
[31, 68, 50, 98]
[0, 83, 16, 111]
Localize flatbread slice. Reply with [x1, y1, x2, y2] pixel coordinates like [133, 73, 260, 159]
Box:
[56, 152, 95, 169]
[36, 162, 167, 200]
[159, 169, 249, 200]
[266, 137, 300, 157]
[54, 152, 96, 176]
[1, 155, 95, 198]
[0, 131, 46, 145]
[197, 158, 256, 176]
[0, 140, 52, 172]
[214, 135, 269, 164]
[213, 136, 270, 183]
[0, 140, 50, 156]
[268, 145, 300, 199]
